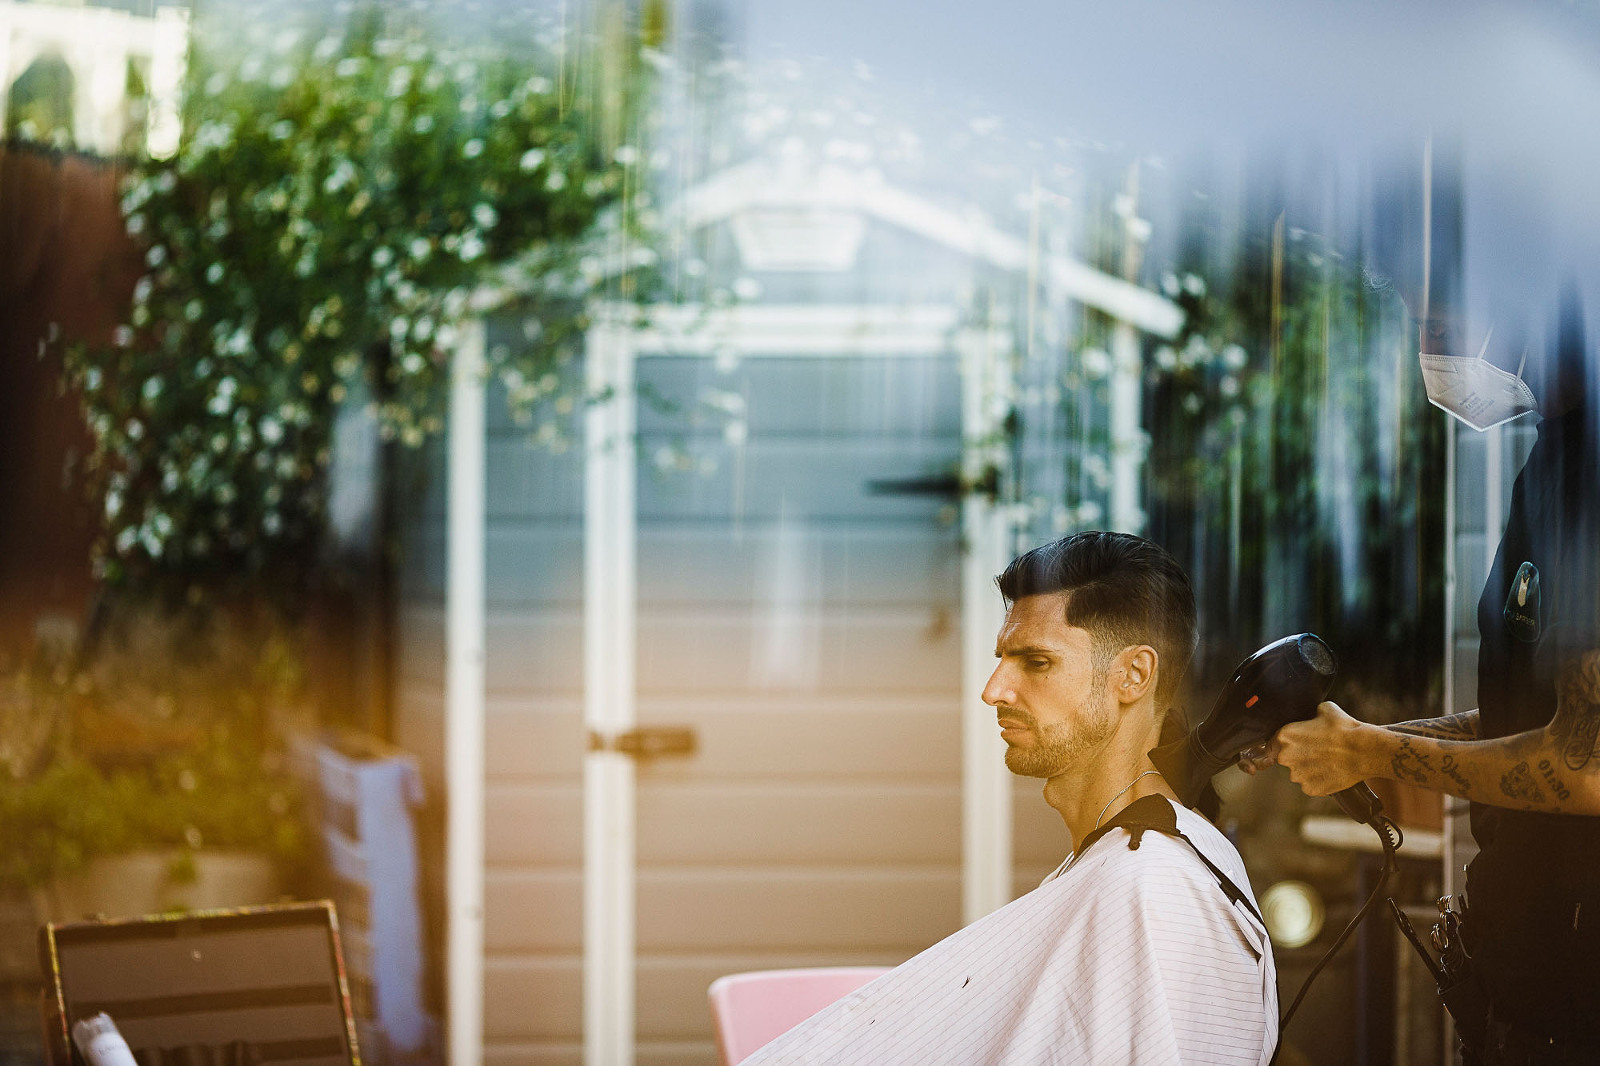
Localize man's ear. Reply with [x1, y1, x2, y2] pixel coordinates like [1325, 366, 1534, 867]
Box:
[1113, 646, 1158, 705]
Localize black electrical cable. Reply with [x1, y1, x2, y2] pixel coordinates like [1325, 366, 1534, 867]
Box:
[1271, 815, 1404, 1058]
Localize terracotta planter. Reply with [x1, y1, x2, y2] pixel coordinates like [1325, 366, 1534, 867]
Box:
[33, 849, 282, 925]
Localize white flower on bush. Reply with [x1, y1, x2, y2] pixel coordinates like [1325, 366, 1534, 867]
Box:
[193, 121, 233, 153]
[324, 159, 357, 193]
[519, 148, 545, 171]
[463, 138, 485, 159]
[545, 170, 567, 191]
[138, 525, 164, 561]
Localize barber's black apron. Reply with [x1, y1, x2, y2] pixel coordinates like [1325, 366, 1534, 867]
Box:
[1465, 404, 1600, 1038]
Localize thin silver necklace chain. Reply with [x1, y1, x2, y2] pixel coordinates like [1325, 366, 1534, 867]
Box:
[1093, 770, 1163, 831]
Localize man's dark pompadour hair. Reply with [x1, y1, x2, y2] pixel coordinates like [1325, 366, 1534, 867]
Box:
[995, 531, 1198, 705]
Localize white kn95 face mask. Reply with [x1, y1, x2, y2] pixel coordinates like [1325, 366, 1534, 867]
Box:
[1418, 326, 1539, 431]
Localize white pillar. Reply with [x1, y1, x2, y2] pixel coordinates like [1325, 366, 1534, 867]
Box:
[446, 319, 487, 1066]
[0, 6, 12, 136]
[147, 6, 189, 160]
[584, 320, 637, 1066]
[1108, 321, 1146, 534]
[959, 327, 1014, 924]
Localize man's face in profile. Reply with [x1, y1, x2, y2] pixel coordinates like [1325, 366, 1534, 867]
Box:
[983, 593, 1117, 779]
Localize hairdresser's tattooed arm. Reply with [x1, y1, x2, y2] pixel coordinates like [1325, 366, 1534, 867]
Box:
[1271, 650, 1600, 814]
[1386, 711, 1480, 741]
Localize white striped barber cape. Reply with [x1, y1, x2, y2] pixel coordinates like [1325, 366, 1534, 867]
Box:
[743, 800, 1276, 1065]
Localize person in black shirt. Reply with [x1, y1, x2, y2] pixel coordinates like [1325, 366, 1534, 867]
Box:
[1249, 278, 1599, 1063]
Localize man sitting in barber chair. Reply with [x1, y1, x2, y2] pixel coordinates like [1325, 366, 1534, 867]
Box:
[743, 531, 1278, 1066]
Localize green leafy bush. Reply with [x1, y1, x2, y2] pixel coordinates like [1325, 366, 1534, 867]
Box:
[64, 10, 635, 600]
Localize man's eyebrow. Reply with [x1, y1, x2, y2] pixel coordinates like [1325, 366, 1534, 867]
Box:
[997, 643, 1058, 658]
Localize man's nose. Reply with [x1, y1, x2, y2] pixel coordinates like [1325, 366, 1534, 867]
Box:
[981, 662, 1009, 706]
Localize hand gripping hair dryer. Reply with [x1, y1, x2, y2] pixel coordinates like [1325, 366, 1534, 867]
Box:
[1149, 632, 1384, 825]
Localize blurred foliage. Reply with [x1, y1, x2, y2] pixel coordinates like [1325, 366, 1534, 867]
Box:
[0, 604, 309, 892]
[62, 1, 653, 605]
[5, 52, 76, 147]
[1145, 202, 1448, 718]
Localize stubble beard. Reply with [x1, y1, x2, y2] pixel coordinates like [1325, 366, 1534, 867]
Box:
[1002, 696, 1117, 779]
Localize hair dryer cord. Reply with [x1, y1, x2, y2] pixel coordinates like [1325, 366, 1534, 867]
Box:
[1273, 815, 1404, 1055]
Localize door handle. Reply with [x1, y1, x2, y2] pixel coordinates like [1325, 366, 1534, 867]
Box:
[587, 726, 698, 760]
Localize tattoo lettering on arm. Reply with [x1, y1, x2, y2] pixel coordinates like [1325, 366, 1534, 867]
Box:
[1500, 760, 1547, 805]
[1538, 758, 1573, 802]
[1389, 712, 1480, 741]
[1562, 716, 1600, 772]
[1390, 738, 1436, 785]
[1439, 753, 1473, 797]
[1555, 652, 1600, 772]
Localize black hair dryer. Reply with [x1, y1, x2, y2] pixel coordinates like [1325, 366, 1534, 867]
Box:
[1149, 633, 1385, 825]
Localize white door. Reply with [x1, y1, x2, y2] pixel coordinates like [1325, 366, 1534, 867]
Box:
[581, 305, 1031, 1065]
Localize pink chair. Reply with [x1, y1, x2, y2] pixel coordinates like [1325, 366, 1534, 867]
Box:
[708, 967, 891, 1065]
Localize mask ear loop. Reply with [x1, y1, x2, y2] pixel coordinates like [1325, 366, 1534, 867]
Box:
[1473, 323, 1496, 363]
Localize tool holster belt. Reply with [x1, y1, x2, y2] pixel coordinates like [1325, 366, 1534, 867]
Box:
[1412, 895, 1600, 1065]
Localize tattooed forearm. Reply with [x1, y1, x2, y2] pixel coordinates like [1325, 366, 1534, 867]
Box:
[1390, 737, 1436, 785]
[1501, 760, 1547, 805]
[1359, 658, 1600, 813]
[1389, 711, 1480, 741]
